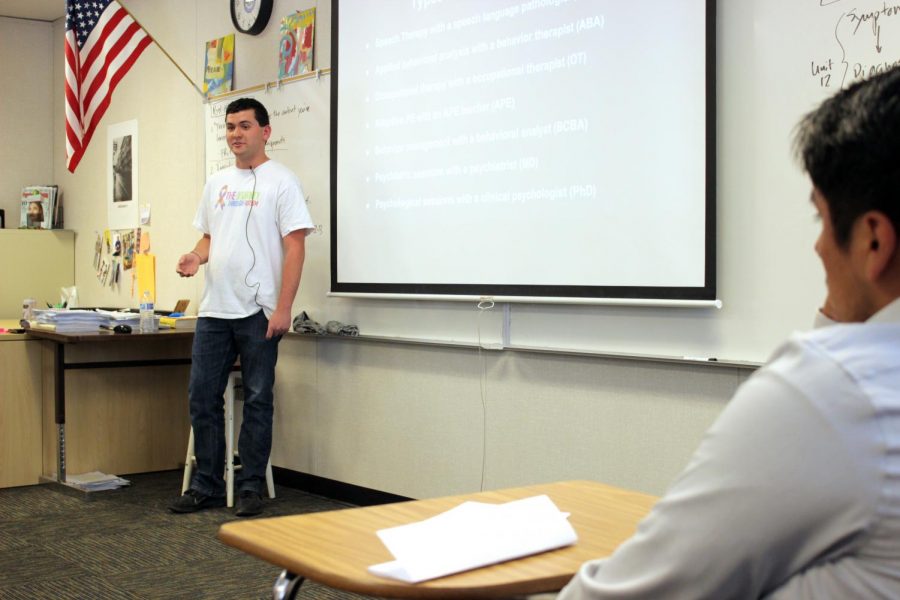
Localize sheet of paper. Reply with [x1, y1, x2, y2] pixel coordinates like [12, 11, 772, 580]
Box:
[135, 253, 156, 301]
[66, 471, 130, 491]
[368, 494, 577, 583]
[139, 230, 150, 253]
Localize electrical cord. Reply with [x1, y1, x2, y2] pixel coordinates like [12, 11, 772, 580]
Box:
[243, 165, 263, 310]
[476, 299, 494, 492]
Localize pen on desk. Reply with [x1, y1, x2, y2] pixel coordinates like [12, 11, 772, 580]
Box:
[682, 356, 718, 362]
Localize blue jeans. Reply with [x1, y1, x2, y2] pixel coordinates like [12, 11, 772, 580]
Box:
[188, 311, 281, 497]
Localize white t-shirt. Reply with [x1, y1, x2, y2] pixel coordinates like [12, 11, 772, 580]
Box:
[193, 160, 314, 319]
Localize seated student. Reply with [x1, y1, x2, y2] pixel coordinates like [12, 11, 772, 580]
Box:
[557, 67, 900, 598]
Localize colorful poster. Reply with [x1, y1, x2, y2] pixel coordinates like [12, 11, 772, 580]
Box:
[203, 34, 235, 97]
[279, 8, 315, 79]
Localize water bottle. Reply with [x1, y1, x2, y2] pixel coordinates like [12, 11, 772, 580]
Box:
[140, 290, 156, 333]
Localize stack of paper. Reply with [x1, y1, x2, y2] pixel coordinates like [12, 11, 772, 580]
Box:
[369, 494, 577, 583]
[95, 308, 141, 329]
[66, 471, 130, 491]
[34, 309, 105, 333]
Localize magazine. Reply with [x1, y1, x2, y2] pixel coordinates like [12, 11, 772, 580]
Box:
[279, 8, 315, 79]
[203, 34, 235, 97]
[19, 186, 58, 229]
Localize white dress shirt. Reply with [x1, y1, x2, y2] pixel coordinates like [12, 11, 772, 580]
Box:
[558, 299, 900, 599]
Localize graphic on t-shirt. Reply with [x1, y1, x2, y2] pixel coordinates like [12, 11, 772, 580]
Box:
[216, 184, 260, 209]
[216, 186, 228, 209]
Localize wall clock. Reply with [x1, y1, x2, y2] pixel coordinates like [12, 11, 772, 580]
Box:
[231, 0, 273, 36]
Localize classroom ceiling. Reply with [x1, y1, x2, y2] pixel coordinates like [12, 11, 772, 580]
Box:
[0, 0, 65, 22]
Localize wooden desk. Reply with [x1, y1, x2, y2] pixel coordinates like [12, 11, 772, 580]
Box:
[26, 328, 194, 484]
[219, 480, 657, 599]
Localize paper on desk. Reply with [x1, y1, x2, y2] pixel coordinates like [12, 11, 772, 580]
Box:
[368, 494, 577, 583]
[66, 471, 131, 491]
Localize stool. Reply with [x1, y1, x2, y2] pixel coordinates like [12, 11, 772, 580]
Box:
[181, 369, 276, 507]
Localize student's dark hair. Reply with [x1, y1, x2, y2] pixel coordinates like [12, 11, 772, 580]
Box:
[225, 97, 270, 127]
[794, 66, 900, 247]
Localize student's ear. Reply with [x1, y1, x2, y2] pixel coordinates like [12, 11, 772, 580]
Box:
[861, 211, 897, 281]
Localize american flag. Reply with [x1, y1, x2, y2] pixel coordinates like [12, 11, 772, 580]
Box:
[65, 0, 152, 173]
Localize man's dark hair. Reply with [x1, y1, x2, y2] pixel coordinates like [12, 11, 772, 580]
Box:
[225, 97, 270, 127]
[794, 66, 900, 247]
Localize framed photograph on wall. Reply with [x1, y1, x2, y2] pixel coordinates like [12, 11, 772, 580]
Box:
[107, 119, 139, 230]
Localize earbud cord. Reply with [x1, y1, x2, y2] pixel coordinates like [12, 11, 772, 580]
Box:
[244, 165, 263, 309]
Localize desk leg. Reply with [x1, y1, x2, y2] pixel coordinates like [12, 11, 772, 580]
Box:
[273, 570, 304, 600]
[57, 424, 67, 483]
[54, 343, 66, 483]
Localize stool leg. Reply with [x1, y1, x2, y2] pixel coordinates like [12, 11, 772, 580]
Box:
[273, 570, 304, 600]
[225, 373, 236, 508]
[266, 458, 276, 499]
[181, 427, 195, 494]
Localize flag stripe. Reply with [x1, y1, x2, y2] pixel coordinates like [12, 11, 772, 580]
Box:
[82, 24, 145, 126]
[64, 33, 82, 134]
[65, 30, 84, 165]
[71, 37, 150, 173]
[65, 0, 150, 173]
[81, 7, 128, 75]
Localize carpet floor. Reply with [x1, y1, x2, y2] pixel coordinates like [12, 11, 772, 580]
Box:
[0, 470, 377, 599]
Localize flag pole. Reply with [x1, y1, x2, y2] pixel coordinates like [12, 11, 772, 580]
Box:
[118, 2, 205, 97]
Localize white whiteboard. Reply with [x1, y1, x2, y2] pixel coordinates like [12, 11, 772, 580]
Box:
[204, 76, 332, 319]
[204, 0, 900, 363]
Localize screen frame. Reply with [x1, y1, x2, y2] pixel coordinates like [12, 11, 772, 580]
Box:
[329, 0, 717, 304]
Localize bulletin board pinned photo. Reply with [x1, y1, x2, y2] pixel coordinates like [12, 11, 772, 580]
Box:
[107, 119, 140, 230]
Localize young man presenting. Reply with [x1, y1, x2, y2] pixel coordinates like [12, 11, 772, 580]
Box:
[171, 97, 313, 517]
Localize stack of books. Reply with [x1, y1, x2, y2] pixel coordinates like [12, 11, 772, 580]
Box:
[159, 315, 198, 330]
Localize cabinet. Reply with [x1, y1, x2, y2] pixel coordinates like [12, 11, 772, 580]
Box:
[0, 231, 72, 487]
[0, 229, 75, 317]
[0, 330, 42, 487]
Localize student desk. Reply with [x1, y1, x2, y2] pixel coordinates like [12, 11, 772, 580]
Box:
[218, 479, 658, 599]
[25, 328, 194, 484]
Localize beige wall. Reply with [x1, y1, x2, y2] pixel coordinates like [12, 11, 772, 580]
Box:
[0, 0, 747, 499]
[0, 17, 53, 227]
[273, 337, 746, 498]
